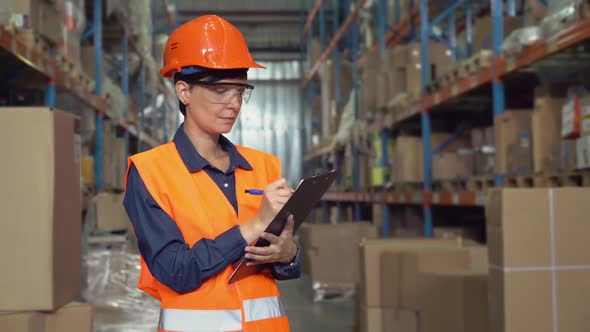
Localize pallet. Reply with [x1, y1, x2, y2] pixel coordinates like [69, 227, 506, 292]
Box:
[392, 182, 423, 193]
[466, 176, 495, 191]
[463, 50, 492, 75]
[532, 171, 590, 188]
[432, 178, 469, 192]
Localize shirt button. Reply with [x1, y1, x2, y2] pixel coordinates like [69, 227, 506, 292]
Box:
[224, 183, 229, 188]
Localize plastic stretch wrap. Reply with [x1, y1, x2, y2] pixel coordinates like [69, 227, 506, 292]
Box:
[83, 247, 159, 332]
[334, 90, 356, 146]
[501, 26, 543, 54]
[541, 0, 589, 36]
[312, 282, 355, 302]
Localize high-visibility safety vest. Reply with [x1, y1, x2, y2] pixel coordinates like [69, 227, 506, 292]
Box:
[126, 141, 290, 332]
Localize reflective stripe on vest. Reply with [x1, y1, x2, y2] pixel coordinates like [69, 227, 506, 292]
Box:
[243, 296, 286, 322]
[159, 308, 242, 331]
[159, 296, 286, 331]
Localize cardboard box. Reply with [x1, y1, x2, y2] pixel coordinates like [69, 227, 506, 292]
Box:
[0, 312, 45, 332]
[299, 223, 378, 284]
[7, 0, 62, 45]
[432, 151, 474, 181]
[0, 108, 82, 311]
[433, 226, 479, 241]
[431, 132, 471, 153]
[486, 188, 590, 267]
[393, 136, 423, 183]
[94, 192, 130, 231]
[495, 110, 533, 174]
[580, 96, 590, 136]
[359, 238, 475, 307]
[418, 271, 488, 332]
[490, 268, 590, 332]
[472, 16, 520, 52]
[562, 97, 580, 139]
[559, 139, 578, 171]
[359, 306, 417, 332]
[81, 155, 95, 187]
[113, 137, 127, 190]
[532, 109, 562, 173]
[380, 248, 471, 309]
[45, 302, 93, 332]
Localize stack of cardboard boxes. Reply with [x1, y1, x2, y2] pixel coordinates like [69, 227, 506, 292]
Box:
[563, 94, 590, 169]
[393, 132, 471, 183]
[0, 108, 93, 332]
[357, 238, 488, 332]
[361, 42, 453, 119]
[471, 126, 496, 176]
[299, 223, 378, 293]
[486, 188, 590, 331]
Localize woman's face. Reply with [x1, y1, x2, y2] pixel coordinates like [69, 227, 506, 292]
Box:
[179, 78, 248, 134]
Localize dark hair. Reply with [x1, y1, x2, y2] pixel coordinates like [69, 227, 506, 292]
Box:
[174, 68, 249, 116]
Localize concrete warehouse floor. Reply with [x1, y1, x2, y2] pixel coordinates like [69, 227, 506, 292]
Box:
[279, 276, 355, 332]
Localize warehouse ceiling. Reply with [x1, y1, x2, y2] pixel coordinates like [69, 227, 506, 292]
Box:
[176, 0, 332, 60]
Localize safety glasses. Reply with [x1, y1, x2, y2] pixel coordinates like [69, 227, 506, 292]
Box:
[192, 81, 255, 104]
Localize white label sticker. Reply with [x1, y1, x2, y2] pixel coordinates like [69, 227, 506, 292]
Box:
[452, 193, 460, 205]
[432, 193, 440, 204]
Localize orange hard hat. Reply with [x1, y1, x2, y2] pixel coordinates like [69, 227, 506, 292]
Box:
[160, 15, 265, 78]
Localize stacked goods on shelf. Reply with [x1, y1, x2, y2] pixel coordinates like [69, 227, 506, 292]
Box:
[541, 0, 590, 36]
[471, 126, 496, 176]
[370, 131, 395, 187]
[0, 108, 92, 332]
[298, 223, 378, 301]
[495, 110, 534, 175]
[532, 91, 574, 173]
[4, 0, 85, 64]
[393, 132, 470, 183]
[361, 42, 452, 118]
[357, 238, 488, 332]
[319, 58, 353, 139]
[486, 188, 590, 332]
[562, 90, 590, 169]
[524, 0, 548, 25]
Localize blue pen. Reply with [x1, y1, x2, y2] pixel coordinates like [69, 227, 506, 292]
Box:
[244, 189, 264, 195]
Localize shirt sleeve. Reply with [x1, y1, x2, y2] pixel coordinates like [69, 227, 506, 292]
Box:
[270, 244, 302, 280]
[123, 164, 248, 293]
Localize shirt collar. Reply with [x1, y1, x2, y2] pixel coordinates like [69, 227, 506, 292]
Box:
[173, 124, 253, 173]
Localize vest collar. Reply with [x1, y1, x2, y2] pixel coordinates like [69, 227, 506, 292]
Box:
[173, 124, 254, 173]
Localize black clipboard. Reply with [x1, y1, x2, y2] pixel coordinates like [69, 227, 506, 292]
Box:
[228, 170, 337, 284]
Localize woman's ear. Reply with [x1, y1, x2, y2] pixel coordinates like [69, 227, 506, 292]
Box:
[175, 81, 191, 106]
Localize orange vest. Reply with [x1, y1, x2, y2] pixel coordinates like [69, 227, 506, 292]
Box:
[126, 141, 290, 332]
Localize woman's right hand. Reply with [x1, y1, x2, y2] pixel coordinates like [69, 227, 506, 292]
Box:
[239, 178, 293, 244]
[256, 178, 293, 226]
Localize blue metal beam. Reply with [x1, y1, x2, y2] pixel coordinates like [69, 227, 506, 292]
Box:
[353, 0, 361, 223]
[492, 0, 505, 186]
[420, 0, 433, 237]
[430, 0, 469, 28]
[94, 0, 104, 191]
[333, 0, 341, 109]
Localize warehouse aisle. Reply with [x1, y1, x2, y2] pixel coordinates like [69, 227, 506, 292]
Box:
[279, 277, 355, 332]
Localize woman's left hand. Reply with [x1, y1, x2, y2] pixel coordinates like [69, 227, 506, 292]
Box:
[244, 215, 298, 265]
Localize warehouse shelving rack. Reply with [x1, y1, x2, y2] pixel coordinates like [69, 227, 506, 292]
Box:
[0, 0, 178, 192]
[301, 0, 590, 236]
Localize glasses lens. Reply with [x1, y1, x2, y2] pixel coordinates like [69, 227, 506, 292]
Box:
[199, 83, 254, 105]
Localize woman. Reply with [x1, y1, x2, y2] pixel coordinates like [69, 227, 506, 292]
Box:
[123, 15, 300, 332]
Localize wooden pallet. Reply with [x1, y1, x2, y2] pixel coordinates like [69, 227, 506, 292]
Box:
[533, 171, 590, 187]
[466, 176, 495, 191]
[463, 50, 492, 75]
[393, 182, 423, 193]
[432, 178, 469, 192]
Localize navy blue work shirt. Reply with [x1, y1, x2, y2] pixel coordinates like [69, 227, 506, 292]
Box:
[123, 125, 301, 294]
